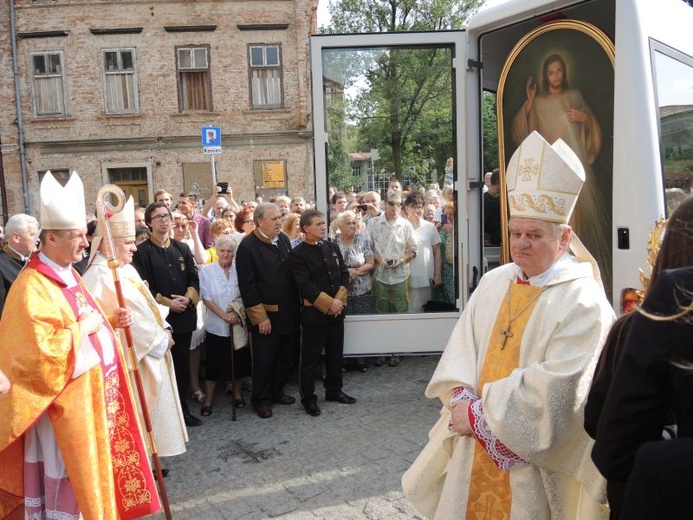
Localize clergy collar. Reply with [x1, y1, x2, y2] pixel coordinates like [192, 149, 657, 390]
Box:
[150, 234, 171, 248]
[3, 244, 27, 262]
[515, 252, 572, 287]
[39, 251, 72, 274]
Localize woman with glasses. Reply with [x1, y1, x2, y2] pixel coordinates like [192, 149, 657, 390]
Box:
[335, 210, 375, 372]
[234, 207, 256, 238]
[334, 211, 375, 316]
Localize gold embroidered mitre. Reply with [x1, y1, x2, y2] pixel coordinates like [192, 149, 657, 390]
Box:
[40, 170, 87, 230]
[91, 185, 135, 265]
[506, 131, 585, 224]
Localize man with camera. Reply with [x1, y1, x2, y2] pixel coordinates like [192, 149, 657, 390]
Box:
[367, 190, 417, 318]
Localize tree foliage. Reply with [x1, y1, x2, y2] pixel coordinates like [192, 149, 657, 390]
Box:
[482, 91, 499, 172]
[321, 0, 483, 186]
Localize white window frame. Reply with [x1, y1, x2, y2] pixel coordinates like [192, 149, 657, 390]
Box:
[176, 45, 212, 112]
[30, 50, 67, 117]
[248, 44, 283, 109]
[103, 48, 139, 115]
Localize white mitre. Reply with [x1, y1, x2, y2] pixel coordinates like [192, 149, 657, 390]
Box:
[90, 194, 135, 265]
[40, 170, 87, 230]
[97, 195, 135, 239]
[506, 131, 585, 224]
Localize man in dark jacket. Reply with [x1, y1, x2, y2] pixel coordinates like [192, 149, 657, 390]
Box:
[236, 203, 300, 419]
[0, 214, 39, 316]
[288, 209, 356, 417]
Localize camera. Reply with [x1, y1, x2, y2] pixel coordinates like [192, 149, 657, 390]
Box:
[357, 204, 368, 212]
[216, 181, 229, 194]
[386, 259, 396, 266]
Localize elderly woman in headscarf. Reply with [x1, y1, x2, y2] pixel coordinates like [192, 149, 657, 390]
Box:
[198, 234, 250, 415]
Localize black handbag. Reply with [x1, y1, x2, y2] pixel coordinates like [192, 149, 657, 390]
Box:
[423, 286, 456, 312]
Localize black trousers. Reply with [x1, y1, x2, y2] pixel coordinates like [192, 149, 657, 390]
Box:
[171, 331, 192, 413]
[250, 331, 298, 409]
[299, 321, 344, 405]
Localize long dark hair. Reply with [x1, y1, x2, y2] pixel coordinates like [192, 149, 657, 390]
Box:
[649, 195, 693, 288]
[542, 54, 570, 92]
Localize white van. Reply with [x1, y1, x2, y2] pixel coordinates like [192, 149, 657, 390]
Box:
[310, 0, 693, 355]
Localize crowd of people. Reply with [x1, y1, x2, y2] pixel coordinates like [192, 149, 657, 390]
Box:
[2, 130, 689, 518]
[0, 168, 460, 517]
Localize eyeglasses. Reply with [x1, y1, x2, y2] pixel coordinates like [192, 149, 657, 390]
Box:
[387, 201, 401, 207]
[151, 214, 171, 222]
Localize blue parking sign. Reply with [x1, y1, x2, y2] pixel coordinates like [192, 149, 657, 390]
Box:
[201, 126, 222, 154]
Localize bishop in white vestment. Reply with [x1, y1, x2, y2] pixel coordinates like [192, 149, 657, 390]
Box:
[403, 132, 615, 519]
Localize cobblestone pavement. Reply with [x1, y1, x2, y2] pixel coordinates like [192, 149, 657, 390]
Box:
[149, 355, 442, 519]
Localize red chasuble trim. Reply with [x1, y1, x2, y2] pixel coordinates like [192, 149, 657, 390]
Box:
[28, 255, 161, 518]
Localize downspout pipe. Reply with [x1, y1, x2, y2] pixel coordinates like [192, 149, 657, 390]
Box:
[10, 0, 31, 214]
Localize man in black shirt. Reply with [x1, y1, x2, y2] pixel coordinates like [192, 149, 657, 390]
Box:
[288, 209, 356, 417]
[235, 203, 300, 419]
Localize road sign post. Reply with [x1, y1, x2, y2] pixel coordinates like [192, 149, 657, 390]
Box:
[202, 126, 222, 187]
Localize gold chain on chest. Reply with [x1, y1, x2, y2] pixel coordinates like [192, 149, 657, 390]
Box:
[499, 280, 547, 350]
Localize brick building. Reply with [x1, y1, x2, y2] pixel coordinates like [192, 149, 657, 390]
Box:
[0, 0, 318, 221]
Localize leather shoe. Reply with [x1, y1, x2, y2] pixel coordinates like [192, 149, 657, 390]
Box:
[326, 392, 357, 404]
[274, 394, 296, 405]
[153, 469, 169, 480]
[256, 405, 273, 419]
[304, 402, 321, 417]
[184, 413, 202, 427]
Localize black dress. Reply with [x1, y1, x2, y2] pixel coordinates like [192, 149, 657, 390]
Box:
[592, 266, 693, 518]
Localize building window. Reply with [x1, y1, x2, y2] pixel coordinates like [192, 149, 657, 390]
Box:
[176, 45, 212, 111]
[31, 51, 66, 117]
[103, 49, 139, 114]
[249, 44, 282, 108]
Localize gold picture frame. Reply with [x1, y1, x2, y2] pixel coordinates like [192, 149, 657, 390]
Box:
[496, 20, 615, 292]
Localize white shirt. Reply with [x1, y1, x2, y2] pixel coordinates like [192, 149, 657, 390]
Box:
[199, 260, 240, 337]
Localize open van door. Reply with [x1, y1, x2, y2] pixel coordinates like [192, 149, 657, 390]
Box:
[310, 31, 482, 355]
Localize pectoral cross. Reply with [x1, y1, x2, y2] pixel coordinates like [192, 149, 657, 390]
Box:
[500, 328, 513, 350]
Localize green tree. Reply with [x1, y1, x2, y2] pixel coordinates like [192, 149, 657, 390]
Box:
[326, 95, 356, 191]
[482, 91, 499, 172]
[323, 0, 483, 183]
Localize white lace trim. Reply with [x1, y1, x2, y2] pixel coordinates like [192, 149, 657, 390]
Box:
[470, 399, 529, 472]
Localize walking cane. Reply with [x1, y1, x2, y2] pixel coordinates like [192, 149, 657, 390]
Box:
[230, 333, 236, 422]
[97, 186, 173, 520]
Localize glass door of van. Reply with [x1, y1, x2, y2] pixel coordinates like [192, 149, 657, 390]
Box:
[310, 32, 468, 355]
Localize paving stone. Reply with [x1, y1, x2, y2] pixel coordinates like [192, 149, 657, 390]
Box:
[151, 355, 441, 519]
